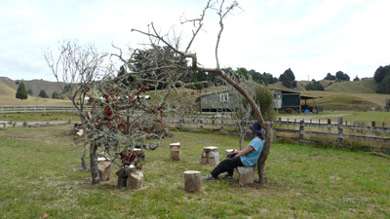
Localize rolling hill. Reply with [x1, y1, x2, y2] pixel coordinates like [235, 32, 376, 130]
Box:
[0, 78, 71, 105]
[0, 77, 66, 98]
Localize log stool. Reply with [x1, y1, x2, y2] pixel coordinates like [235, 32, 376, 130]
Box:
[184, 170, 202, 193]
[224, 149, 234, 157]
[170, 142, 181, 161]
[127, 170, 143, 190]
[133, 148, 145, 162]
[97, 157, 111, 181]
[237, 166, 255, 185]
[201, 146, 219, 165]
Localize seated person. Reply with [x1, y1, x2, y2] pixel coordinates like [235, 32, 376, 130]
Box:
[203, 121, 265, 180]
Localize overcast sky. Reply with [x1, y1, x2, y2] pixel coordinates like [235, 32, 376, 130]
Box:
[1, 0, 390, 82]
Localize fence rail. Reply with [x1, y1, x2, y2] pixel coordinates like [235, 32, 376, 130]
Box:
[0, 105, 92, 113]
[161, 116, 390, 153]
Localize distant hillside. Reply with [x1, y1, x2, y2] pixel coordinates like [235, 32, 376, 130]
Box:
[0, 77, 71, 106]
[0, 77, 65, 97]
[325, 78, 377, 93]
[270, 78, 378, 94]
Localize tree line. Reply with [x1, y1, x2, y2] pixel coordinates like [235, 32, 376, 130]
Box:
[15, 81, 65, 100]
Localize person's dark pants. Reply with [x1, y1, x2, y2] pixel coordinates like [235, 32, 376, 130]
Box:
[211, 156, 243, 178]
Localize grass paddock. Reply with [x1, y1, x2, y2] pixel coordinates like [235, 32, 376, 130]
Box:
[0, 125, 389, 218]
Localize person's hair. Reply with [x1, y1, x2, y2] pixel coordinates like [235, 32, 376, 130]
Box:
[254, 132, 265, 140]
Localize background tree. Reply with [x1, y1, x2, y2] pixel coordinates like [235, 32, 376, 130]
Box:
[264, 72, 278, 84]
[44, 40, 108, 174]
[51, 91, 60, 99]
[279, 68, 297, 88]
[305, 79, 324, 91]
[373, 65, 390, 94]
[374, 65, 390, 83]
[335, 71, 350, 81]
[15, 80, 28, 100]
[39, 89, 48, 98]
[131, 0, 273, 184]
[27, 88, 33, 96]
[324, 73, 336, 80]
[377, 73, 390, 94]
[353, 76, 360, 81]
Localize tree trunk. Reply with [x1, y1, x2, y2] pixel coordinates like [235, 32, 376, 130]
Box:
[90, 142, 100, 184]
[258, 123, 272, 184]
[81, 144, 88, 170]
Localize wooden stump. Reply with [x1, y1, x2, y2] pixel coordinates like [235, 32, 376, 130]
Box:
[184, 170, 202, 193]
[225, 149, 234, 158]
[202, 146, 219, 165]
[170, 142, 181, 161]
[127, 170, 143, 190]
[200, 152, 208, 164]
[133, 148, 145, 162]
[237, 166, 254, 185]
[116, 169, 127, 189]
[97, 160, 111, 181]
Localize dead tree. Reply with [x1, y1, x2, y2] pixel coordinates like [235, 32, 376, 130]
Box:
[132, 0, 272, 184]
[44, 40, 108, 177]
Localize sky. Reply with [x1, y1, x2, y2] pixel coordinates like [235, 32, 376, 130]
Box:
[1, 0, 390, 82]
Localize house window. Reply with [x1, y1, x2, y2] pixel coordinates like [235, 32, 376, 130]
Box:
[220, 93, 229, 102]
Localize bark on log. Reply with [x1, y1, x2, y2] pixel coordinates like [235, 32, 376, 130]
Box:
[237, 166, 254, 185]
[116, 169, 127, 189]
[184, 170, 202, 193]
[127, 170, 143, 190]
[98, 161, 111, 181]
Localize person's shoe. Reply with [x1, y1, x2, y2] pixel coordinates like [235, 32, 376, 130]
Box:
[221, 173, 234, 179]
[202, 174, 217, 181]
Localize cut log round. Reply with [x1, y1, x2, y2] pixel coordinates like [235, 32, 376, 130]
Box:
[133, 148, 145, 162]
[97, 161, 111, 181]
[184, 170, 202, 193]
[127, 170, 143, 190]
[203, 146, 219, 165]
[237, 166, 254, 185]
[170, 142, 181, 161]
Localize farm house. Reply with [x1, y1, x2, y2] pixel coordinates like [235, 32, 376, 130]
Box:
[200, 88, 319, 113]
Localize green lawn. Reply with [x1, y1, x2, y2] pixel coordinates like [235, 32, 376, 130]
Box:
[0, 126, 389, 218]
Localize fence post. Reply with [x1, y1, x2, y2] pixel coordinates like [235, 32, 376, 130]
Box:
[327, 119, 331, 132]
[299, 120, 304, 142]
[200, 119, 203, 129]
[338, 117, 343, 147]
[221, 115, 224, 130]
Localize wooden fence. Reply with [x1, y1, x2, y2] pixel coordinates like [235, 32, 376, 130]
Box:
[0, 105, 92, 113]
[162, 116, 390, 153]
